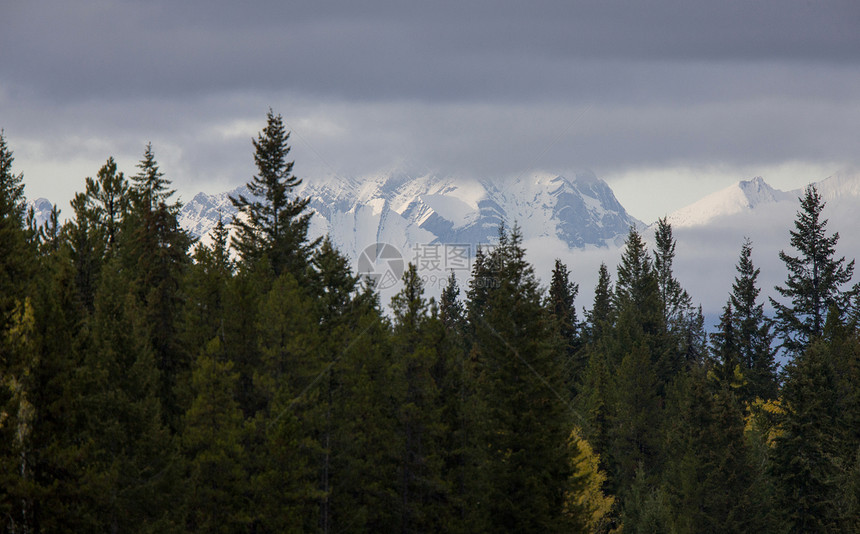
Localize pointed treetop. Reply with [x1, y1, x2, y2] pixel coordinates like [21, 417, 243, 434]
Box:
[0, 129, 26, 222]
[133, 143, 175, 212]
[771, 184, 857, 354]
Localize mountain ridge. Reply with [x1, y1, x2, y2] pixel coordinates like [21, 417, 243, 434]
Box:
[179, 170, 644, 261]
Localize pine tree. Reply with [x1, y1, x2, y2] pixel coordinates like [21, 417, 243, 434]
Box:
[654, 218, 705, 368]
[327, 289, 401, 532]
[548, 259, 584, 396]
[660, 368, 765, 533]
[614, 228, 663, 342]
[468, 225, 574, 532]
[613, 228, 672, 385]
[85, 156, 130, 250]
[80, 262, 182, 532]
[123, 145, 193, 429]
[132, 143, 175, 214]
[181, 213, 233, 355]
[230, 109, 317, 277]
[389, 264, 448, 532]
[576, 263, 614, 467]
[728, 238, 777, 400]
[710, 303, 742, 386]
[771, 340, 847, 531]
[654, 217, 692, 328]
[182, 340, 249, 533]
[0, 131, 31, 329]
[439, 271, 466, 333]
[771, 185, 857, 355]
[433, 271, 480, 532]
[607, 341, 661, 500]
[583, 262, 614, 344]
[251, 273, 323, 532]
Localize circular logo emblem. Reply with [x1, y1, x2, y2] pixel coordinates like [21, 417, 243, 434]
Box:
[357, 242, 404, 290]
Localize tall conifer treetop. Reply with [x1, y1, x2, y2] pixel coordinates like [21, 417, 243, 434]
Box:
[0, 130, 25, 224]
[133, 143, 175, 213]
[230, 109, 316, 276]
[771, 185, 857, 354]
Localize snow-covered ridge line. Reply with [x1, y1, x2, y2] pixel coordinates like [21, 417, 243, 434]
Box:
[664, 169, 860, 229]
[179, 170, 642, 260]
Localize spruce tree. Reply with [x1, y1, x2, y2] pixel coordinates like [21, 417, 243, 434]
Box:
[660, 369, 765, 533]
[771, 340, 847, 531]
[576, 263, 614, 465]
[182, 340, 249, 533]
[132, 143, 175, 214]
[230, 109, 317, 277]
[0, 131, 31, 329]
[728, 238, 777, 400]
[548, 259, 584, 396]
[771, 185, 857, 354]
[389, 264, 448, 532]
[653, 218, 705, 368]
[81, 262, 182, 532]
[654, 217, 692, 328]
[123, 145, 193, 429]
[181, 213, 234, 355]
[251, 273, 322, 532]
[468, 225, 574, 532]
[85, 156, 130, 251]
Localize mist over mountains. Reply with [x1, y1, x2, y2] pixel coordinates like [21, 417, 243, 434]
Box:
[28, 167, 860, 317]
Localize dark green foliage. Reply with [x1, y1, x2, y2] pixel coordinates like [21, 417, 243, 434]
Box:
[132, 143, 175, 214]
[607, 342, 661, 498]
[116, 145, 193, 429]
[469, 226, 575, 532]
[771, 185, 857, 354]
[654, 217, 692, 329]
[389, 264, 450, 531]
[661, 369, 766, 533]
[548, 259, 584, 396]
[7, 124, 860, 534]
[182, 342, 249, 533]
[0, 131, 31, 328]
[771, 340, 848, 531]
[82, 262, 182, 532]
[724, 239, 777, 400]
[230, 109, 317, 277]
[85, 156, 130, 250]
[584, 262, 614, 343]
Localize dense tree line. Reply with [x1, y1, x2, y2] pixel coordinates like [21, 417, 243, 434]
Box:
[1, 115, 859, 532]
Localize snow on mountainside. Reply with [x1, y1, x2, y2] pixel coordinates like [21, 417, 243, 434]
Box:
[665, 176, 793, 228]
[179, 170, 643, 260]
[664, 168, 860, 319]
[799, 167, 860, 203]
[666, 169, 860, 230]
[26, 198, 55, 228]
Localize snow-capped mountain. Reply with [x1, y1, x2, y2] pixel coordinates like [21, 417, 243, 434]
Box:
[26, 197, 55, 228]
[805, 167, 860, 203]
[179, 170, 643, 261]
[665, 176, 794, 228]
[662, 169, 860, 230]
[663, 169, 860, 319]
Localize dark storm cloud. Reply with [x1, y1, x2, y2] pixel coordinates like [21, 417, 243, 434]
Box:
[2, 0, 860, 223]
[3, 0, 859, 103]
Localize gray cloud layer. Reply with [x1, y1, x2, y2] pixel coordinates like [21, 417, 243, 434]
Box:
[2, 1, 859, 221]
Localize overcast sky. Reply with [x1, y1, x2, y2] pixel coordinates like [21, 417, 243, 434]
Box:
[2, 0, 860, 223]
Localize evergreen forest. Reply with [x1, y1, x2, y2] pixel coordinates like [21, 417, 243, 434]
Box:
[2, 112, 860, 533]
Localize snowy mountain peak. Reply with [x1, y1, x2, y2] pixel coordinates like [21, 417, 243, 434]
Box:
[803, 167, 860, 202]
[179, 170, 640, 259]
[666, 176, 792, 228]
